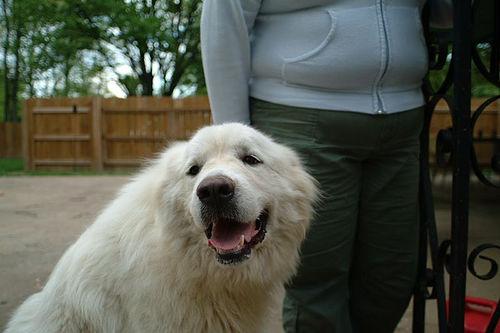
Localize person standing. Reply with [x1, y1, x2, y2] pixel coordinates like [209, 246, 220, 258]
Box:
[200, 1, 451, 331]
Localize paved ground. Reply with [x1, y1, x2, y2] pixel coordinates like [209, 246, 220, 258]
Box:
[396, 175, 500, 332]
[0, 176, 129, 329]
[0, 175, 498, 331]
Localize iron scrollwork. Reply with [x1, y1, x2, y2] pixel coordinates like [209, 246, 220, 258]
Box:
[470, 95, 500, 188]
[467, 244, 500, 281]
[413, 0, 500, 332]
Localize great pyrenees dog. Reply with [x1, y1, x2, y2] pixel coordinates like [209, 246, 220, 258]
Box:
[5, 123, 317, 333]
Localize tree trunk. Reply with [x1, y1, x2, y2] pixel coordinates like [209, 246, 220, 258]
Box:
[2, 0, 11, 121]
[9, 27, 21, 122]
[2, 0, 21, 122]
[62, 61, 71, 96]
[138, 49, 154, 96]
[28, 71, 35, 98]
[140, 72, 154, 96]
[3, 64, 10, 122]
[164, 63, 186, 96]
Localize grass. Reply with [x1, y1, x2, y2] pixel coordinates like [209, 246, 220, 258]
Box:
[0, 158, 132, 176]
[0, 158, 24, 175]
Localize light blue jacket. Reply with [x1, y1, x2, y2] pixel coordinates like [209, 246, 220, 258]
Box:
[201, 0, 450, 124]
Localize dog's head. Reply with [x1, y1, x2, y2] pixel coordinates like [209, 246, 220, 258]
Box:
[157, 123, 317, 283]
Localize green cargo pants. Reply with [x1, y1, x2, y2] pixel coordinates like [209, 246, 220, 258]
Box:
[250, 98, 423, 333]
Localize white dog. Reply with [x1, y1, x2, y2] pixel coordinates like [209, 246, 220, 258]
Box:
[5, 123, 317, 333]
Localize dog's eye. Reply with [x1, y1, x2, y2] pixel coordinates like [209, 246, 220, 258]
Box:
[242, 155, 262, 166]
[187, 165, 200, 176]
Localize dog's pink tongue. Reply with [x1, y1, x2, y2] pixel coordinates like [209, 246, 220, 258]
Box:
[209, 221, 257, 250]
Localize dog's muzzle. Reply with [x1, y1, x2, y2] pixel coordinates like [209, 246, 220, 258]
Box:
[196, 176, 268, 265]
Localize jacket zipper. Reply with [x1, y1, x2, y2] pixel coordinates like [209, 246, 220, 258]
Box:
[376, 0, 389, 114]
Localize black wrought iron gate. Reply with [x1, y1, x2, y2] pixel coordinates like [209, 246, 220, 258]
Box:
[412, 0, 499, 332]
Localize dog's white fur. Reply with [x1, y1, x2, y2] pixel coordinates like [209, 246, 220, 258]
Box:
[5, 124, 317, 333]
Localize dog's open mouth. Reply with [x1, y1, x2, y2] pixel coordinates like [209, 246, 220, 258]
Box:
[205, 210, 268, 265]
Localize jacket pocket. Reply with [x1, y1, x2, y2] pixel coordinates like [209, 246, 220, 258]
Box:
[282, 10, 337, 76]
[281, 7, 381, 93]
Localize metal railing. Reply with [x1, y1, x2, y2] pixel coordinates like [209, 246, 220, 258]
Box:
[413, 0, 499, 332]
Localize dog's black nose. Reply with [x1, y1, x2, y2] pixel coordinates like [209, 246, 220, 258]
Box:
[197, 176, 235, 205]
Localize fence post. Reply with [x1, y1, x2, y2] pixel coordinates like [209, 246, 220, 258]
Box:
[22, 100, 32, 170]
[91, 96, 103, 171]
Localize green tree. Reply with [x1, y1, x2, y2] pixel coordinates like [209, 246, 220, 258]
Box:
[1, 0, 55, 120]
[101, 0, 203, 96]
[48, 0, 108, 96]
[428, 44, 500, 97]
[117, 74, 141, 96]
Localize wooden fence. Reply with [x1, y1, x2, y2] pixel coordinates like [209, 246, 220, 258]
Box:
[13, 96, 500, 171]
[0, 122, 22, 158]
[23, 96, 212, 170]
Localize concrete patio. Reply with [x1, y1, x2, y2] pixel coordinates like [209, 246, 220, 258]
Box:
[0, 175, 498, 331]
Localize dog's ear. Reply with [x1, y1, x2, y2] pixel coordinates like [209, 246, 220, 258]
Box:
[123, 142, 189, 201]
[158, 141, 189, 176]
[273, 144, 319, 212]
[288, 148, 319, 204]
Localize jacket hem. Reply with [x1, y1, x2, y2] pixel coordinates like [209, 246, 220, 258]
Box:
[249, 78, 424, 114]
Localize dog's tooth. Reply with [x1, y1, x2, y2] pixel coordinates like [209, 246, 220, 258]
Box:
[239, 235, 245, 246]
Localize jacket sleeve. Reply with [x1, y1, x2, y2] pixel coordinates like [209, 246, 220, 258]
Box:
[201, 0, 261, 124]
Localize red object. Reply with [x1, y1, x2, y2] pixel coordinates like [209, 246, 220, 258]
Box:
[447, 297, 500, 333]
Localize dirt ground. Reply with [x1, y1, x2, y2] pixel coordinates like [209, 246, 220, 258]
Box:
[0, 175, 499, 331]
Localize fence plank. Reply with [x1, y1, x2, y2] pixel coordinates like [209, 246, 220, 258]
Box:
[33, 106, 90, 114]
[92, 97, 103, 171]
[33, 135, 91, 141]
[25, 100, 33, 169]
[34, 159, 91, 166]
